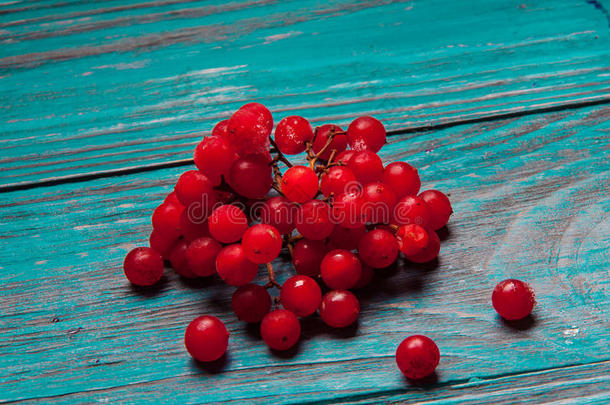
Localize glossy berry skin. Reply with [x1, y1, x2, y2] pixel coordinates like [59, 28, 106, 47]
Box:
[179, 210, 210, 243]
[382, 162, 421, 198]
[396, 224, 429, 256]
[228, 154, 273, 199]
[123, 247, 164, 286]
[216, 244, 258, 287]
[332, 191, 366, 229]
[232, 284, 272, 323]
[280, 275, 322, 317]
[208, 205, 248, 244]
[169, 239, 197, 278]
[281, 165, 319, 203]
[241, 224, 282, 264]
[362, 182, 398, 224]
[334, 149, 356, 165]
[211, 119, 229, 138]
[405, 229, 440, 263]
[184, 316, 229, 362]
[274, 116, 314, 155]
[175, 170, 216, 210]
[312, 124, 347, 160]
[492, 279, 536, 320]
[149, 229, 178, 260]
[347, 116, 386, 152]
[419, 190, 453, 230]
[392, 195, 431, 228]
[194, 136, 237, 186]
[259, 196, 296, 234]
[319, 290, 360, 328]
[348, 150, 384, 184]
[227, 103, 273, 155]
[354, 264, 374, 289]
[292, 239, 327, 277]
[152, 202, 184, 241]
[185, 237, 222, 277]
[260, 309, 301, 350]
[358, 229, 399, 269]
[396, 335, 440, 380]
[320, 166, 358, 197]
[296, 200, 335, 240]
[327, 225, 366, 251]
[321, 249, 362, 290]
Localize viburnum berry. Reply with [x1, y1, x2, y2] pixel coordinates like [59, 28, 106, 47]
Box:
[320, 249, 362, 290]
[164, 191, 181, 206]
[274, 116, 314, 155]
[208, 205, 248, 244]
[362, 182, 397, 224]
[492, 279, 536, 320]
[348, 150, 384, 184]
[215, 244, 258, 286]
[292, 238, 327, 277]
[211, 119, 229, 138]
[194, 136, 237, 186]
[347, 116, 386, 152]
[312, 124, 347, 160]
[228, 154, 273, 199]
[396, 224, 429, 256]
[232, 284, 272, 323]
[241, 224, 282, 264]
[396, 335, 440, 379]
[123, 247, 164, 286]
[280, 275, 322, 317]
[332, 191, 366, 229]
[179, 210, 210, 243]
[149, 229, 178, 260]
[185, 236, 222, 277]
[404, 228, 440, 263]
[320, 165, 358, 197]
[419, 190, 453, 230]
[184, 315, 229, 362]
[169, 239, 197, 279]
[358, 229, 399, 269]
[334, 149, 356, 165]
[319, 290, 360, 328]
[152, 201, 183, 241]
[258, 196, 296, 234]
[392, 195, 431, 228]
[281, 165, 319, 203]
[260, 309, 301, 350]
[382, 162, 421, 198]
[353, 264, 374, 289]
[227, 103, 273, 155]
[175, 170, 216, 210]
[296, 200, 335, 240]
[327, 225, 366, 251]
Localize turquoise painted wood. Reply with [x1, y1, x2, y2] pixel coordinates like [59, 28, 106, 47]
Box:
[0, 105, 609, 403]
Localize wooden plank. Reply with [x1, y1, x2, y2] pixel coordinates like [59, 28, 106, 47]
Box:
[2, 0, 610, 185]
[0, 105, 608, 402]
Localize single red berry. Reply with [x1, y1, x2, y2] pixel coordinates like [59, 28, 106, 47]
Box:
[152, 201, 184, 241]
[184, 315, 229, 362]
[396, 335, 440, 379]
[212, 119, 229, 138]
[419, 190, 453, 230]
[226, 103, 272, 155]
[281, 165, 319, 203]
[216, 244, 258, 286]
[179, 210, 210, 243]
[362, 182, 398, 224]
[296, 200, 335, 240]
[319, 290, 360, 328]
[354, 264, 374, 289]
[334, 149, 356, 165]
[321, 249, 362, 290]
[312, 124, 347, 160]
[404, 229, 440, 263]
[242, 224, 282, 264]
[382, 162, 421, 198]
[327, 225, 366, 251]
[232, 284, 272, 323]
[149, 229, 178, 260]
[358, 229, 399, 269]
[320, 165, 358, 197]
[185, 237, 222, 277]
[292, 238, 327, 277]
[258, 196, 297, 234]
[260, 309, 301, 350]
[348, 150, 384, 184]
[169, 239, 197, 278]
[347, 116, 386, 152]
[228, 154, 273, 199]
[392, 195, 431, 228]
[194, 136, 238, 186]
[492, 279, 536, 320]
[208, 205, 248, 244]
[280, 275, 322, 317]
[396, 224, 429, 256]
[175, 170, 216, 211]
[332, 191, 366, 229]
[274, 116, 314, 155]
[123, 247, 164, 286]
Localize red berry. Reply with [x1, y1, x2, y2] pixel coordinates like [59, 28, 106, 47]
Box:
[362, 182, 397, 224]
[320, 249, 362, 290]
[382, 162, 421, 198]
[312, 124, 347, 160]
[123, 247, 164, 286]
[242, 224, 282, 264]
[396, 224, 429, 256]
[492, 279, 536, 320]
[319, 290, 360, 328]
[175, 170, 216, 211]
[152, 202, 183, 241]
[396, 335, 440, 379]
[404, 229, 440, 263]
[320, 165, 358, 198]
[216, 244, 258, 286]
[334, 149, 355, 165]
[392, 195, 431, 228]
[185, 237, 222, 277]
[227, 103, 272, 155]
[259, 196, 296, 234]
[260, 309, 301, 350]
[228, 154, 273, 199]
[164, 191, 181, 206]
[281, 165, 319, 203]
[419, 190, 453, 230]
[169, 239, 197, 278]
[184, 315, 229, 362]
[347, 116, 386, 152]
[332, 191, 366, 229]
[212, 119, 229, 138]
[348, 150, 384, 184]
[194, 136, 237, 186]
[292, 238, 327, 277]
[280, 275, 322, 317]
[296, 200, 335, 240]
[327, 225, 366, 251]
[149, 229, 178, 260]
[358, 229, 399, 269]
[274, 116, 314, 155]
[179, 210, 210, 243]
[354, 264, 374, 289]
[208, 205, 248, 244]
[232, 284, 272, 323]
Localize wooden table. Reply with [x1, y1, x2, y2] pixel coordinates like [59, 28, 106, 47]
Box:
[1, 1, 609, 403]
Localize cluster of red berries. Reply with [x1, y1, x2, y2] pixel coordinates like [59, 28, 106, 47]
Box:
[122, 102, 536, 381]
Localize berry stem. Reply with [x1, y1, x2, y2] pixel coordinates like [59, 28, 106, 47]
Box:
[265, 262, 281, 289]
[269, 138, 293, 168]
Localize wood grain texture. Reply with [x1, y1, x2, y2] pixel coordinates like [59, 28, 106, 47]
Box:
[2, 0, 610, 186]
[0, 105, 608, 403]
